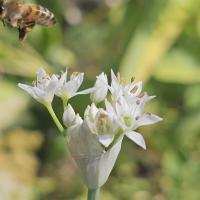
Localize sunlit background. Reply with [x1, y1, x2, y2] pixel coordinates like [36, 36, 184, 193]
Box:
[0, 0, 200, 199]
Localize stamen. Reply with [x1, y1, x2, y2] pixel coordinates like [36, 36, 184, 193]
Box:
[117, 72, 121, 82]
[71, 72, 79, 79]
[131, 77, 135, 82]
[138, 92, 145, 98]
[32, 80, 36, 86]
[131, 85, 138, 94]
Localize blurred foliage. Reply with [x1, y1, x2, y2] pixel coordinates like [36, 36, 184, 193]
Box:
[0, 0, 200, 199]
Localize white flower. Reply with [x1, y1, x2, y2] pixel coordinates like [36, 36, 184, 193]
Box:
[84, 103, 119, 147]
[113, 95, 162, 149]
[109, 70, 123, 101]
[18, 68, 58, 105]
[66, 114, 123, 189]
[109, 69, 143, 102]
[56, 70, 84, 101]
[90, 73, 108, 104]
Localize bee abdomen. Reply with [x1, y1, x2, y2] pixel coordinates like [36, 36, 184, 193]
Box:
[23, 4, 56, 26]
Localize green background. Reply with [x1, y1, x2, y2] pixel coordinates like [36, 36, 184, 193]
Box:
[0, 0, 200, 199]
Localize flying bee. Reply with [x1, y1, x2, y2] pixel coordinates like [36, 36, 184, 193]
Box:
[0, 0, 56, 41]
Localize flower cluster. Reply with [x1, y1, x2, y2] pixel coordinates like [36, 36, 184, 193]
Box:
[18, 68, 162, 189]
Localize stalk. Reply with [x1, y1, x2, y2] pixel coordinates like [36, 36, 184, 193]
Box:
[62, 97, 68, 111]
[87, 188, 100, 200]
[46, 104, 65, 135]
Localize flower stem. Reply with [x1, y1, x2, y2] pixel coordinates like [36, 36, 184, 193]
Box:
[87, 188, 100, 200]
[62, 97, 68, 111]
[46, 104, 65, 135]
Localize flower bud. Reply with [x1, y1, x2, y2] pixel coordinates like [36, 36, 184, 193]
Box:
[90, 73, 108, 104]
[63, 104, 76, 127]
[84, 103, 98, 122]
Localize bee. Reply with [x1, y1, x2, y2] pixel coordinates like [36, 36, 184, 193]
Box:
[0, 0, 56, 41]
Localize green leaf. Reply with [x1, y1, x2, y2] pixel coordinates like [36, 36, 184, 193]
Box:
[153, 49, 200, 84]
[119, 0, 198, 83]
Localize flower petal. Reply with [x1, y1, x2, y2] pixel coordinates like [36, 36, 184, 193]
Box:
[59, 71, 67, 85]
[37, 68, 46, 82]
[18, 83, 53, 104]
[18, 84, 38, 99]
[45, 78, 58, 94]
[98, 134, 114, 147]
[76, 87, 96, 95]
[125, 131, 146, 149]
[136, 113, 162, 127]
[105, 99, 115, 117]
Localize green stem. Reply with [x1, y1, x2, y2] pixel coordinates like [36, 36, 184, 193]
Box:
[46, 104, 65, 135]
[62, 97, 68, 111]
[87, 188, 100, 200]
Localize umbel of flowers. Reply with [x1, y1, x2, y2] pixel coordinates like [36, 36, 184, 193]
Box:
[18, 68, 162, 200]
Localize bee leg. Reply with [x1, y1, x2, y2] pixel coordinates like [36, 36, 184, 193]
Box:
[18, 27, 28, 41]
[18, 22, 35, 41]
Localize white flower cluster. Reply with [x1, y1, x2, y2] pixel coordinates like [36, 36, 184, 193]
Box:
[18, 68, 162, 189]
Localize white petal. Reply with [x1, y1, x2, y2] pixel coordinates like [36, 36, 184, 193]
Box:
[37, 68, 46, 81]
[110, 70, 123, 100]
[126, 131, 146, 149]
[74, 114, 83, 125]
[98, 134, 114, 147]
[111, 69, 118, 89]
[62, 77, 83, 98]
[95, 73, 108, 89]
[90, 86, 108, 103]
[36, 88, 55, 104]
[59, 71, 67, 85]
[76, 87, 96, 95]
[105, 99, 115, 116]
[18, 83, 36, 98]
[87, 73, 108, 103]
[70, 73, 84, 89]
[45, 79, 58, 94]
[84, 103, 98, 121]
[137, 113, 162, 127]
[116, 97, 130, 117]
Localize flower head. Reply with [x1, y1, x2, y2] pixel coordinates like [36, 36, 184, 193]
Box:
[19, 67, 162, 190]
[18, 68, 58, 105]
[56, 70, 84, 101]
[105, 70, 162, 149]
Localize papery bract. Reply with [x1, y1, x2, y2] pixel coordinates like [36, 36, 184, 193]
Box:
[66, 118, 123, 189]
